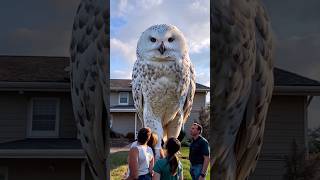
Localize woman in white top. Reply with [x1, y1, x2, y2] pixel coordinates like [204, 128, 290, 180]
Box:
[126, 127, 154, 180]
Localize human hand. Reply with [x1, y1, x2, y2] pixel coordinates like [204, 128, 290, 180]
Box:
[150, 169, 154, 176]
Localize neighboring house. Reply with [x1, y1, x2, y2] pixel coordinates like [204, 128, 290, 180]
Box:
[251, 68, 320, 179]
[0, 56, 92, 180]
[110, 79, 209, 138]
[0, 55, 319, 180]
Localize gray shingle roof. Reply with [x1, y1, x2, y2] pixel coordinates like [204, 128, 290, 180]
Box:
[110, 79, 210, 91]
[0, 55, 69, 82]
[0, 138, 82, 150]
[274, 68, 320, 86]
[0, 55, 319, 88]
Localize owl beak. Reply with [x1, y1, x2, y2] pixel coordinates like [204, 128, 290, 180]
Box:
[158, 42, 166, 55]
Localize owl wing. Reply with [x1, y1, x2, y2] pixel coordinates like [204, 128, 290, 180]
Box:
[212, 0, 274, 179]
[235, 2, 274, 179]
[132, 60, 144, 125]
[182, 63, 196, 124]
[70, 0, 108, 180]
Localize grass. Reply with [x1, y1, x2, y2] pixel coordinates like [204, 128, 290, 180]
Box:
[110, 147, 210, 180]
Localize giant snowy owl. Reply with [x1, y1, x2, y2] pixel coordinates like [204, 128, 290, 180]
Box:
[211, 0, 274, 179]
[132, 24, 195, 158]
[70, 0, 108, 180]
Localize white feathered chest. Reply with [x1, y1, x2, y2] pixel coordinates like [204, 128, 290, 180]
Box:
[134, 57, 191, 125]
[132, 24, 195, 157]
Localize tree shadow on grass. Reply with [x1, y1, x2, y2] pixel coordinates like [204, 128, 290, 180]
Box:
[110, 150, 129, 170]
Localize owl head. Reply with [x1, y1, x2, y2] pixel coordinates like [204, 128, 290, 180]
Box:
[136, 24, 188, 62]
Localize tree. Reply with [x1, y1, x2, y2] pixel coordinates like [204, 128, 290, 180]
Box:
[308, 126, 320, 153]
[198, 105, 210, 141]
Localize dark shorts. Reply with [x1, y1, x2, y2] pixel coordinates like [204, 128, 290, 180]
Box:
[138, 173, 151, 180]
[190, 164, 203, 180]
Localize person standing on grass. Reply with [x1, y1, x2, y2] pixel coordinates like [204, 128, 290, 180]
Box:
[153, 137, 183, 180]
[148, 132, 165, 159]
[189, 122, 210, 180]
[126, 127, 154, 180]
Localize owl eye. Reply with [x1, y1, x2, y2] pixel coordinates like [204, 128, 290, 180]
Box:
[168, 37, 174, 42]
[150, 37, 156, 42]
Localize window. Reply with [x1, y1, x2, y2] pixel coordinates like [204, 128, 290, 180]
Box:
[0, 167, 8, 180]
[28, 98, 59, 137]
[118, 92, 129, 105]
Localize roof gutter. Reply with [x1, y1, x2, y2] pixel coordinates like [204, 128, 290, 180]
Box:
[0, 149, 85, 159]
[110, 88, 210, 93]
[273, 86, 320, 95]
[0, 82, 70, 92]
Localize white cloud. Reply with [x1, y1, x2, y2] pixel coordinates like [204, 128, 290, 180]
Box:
[111, 0, 210, 52]
[111, 70, 132, 79]
[110, 0, 210, 81]
[188, 1, 209, 12]
[196, 71, 210, 87]
[189, 37, 210, 53]
[110, 38, 136, 63]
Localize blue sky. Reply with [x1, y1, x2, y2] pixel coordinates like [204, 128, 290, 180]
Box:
[110, 0, 210, 88]
[0, 0, 319, 127]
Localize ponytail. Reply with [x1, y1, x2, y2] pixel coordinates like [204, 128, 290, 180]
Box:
[168, 153, 179, 175]
[165, 138, 181, 176]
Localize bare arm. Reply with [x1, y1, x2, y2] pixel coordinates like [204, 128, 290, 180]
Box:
[152, 172, 161, 180]
[126, 147, 139, 180]
[179, 171, 184, 180]
[160, 148, 165, 158]
[149, 155, 155, 176]
[202, 155, 210, 176]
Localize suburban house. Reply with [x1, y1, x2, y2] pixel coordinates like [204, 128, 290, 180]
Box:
[0, 55, 319, 180]
[110, 79, 209, 139]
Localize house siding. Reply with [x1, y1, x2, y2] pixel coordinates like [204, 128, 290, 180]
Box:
[110, 91, 208, 137]
[59, 93, 77, 138]
[0, 91, 77, 142]
[0, 92, 28, 143]
[0, 159, 84, 180]
[251, 95, 307, 180]
[110, 91, 134, 106]
[111, 112, 136, 136]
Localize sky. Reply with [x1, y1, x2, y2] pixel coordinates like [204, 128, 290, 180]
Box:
[110, 0, 210, 89]
[261, 0, 320, 129]
[0, 0, 318, 128]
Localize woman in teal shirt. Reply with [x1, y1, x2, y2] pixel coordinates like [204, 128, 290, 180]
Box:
[153, 138, 183, 180]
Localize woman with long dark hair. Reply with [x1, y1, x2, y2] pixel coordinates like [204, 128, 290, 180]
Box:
[148, 132, 165, 159]
[153, 137, 183, 180]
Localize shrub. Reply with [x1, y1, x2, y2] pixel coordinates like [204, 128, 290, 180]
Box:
[126, 132, 135, 142]
[198, 105, 210, 141]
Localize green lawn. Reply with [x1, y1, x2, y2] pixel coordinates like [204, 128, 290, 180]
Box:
[110, 147, 210, 180]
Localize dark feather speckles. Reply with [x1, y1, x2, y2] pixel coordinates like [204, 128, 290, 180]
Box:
[95, 16, 103, 30]
[257, 137, 262, 145]
[97, 42, 103, 51]
[76, 3, 82, 14]
[77, 41, 87, 54]
[77, 111, 84, 127]
[84, 70, 89, 77]
[85, 3, 93, 13]
[90, 85, 95, 91]
[86, 153, 98, 176]
[85, 109, 90, 121]
[79, 17, 87, 29]
[90, 71, 97, 78]
[76, 60, 80, 69]
[86, 25, 93, 35]
[84, 135, 89, 143]
[75, 87, 79, 96]
[71, 55, 75, 63]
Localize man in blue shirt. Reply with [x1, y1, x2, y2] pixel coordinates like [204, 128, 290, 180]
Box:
[189, 122, 210, 180]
